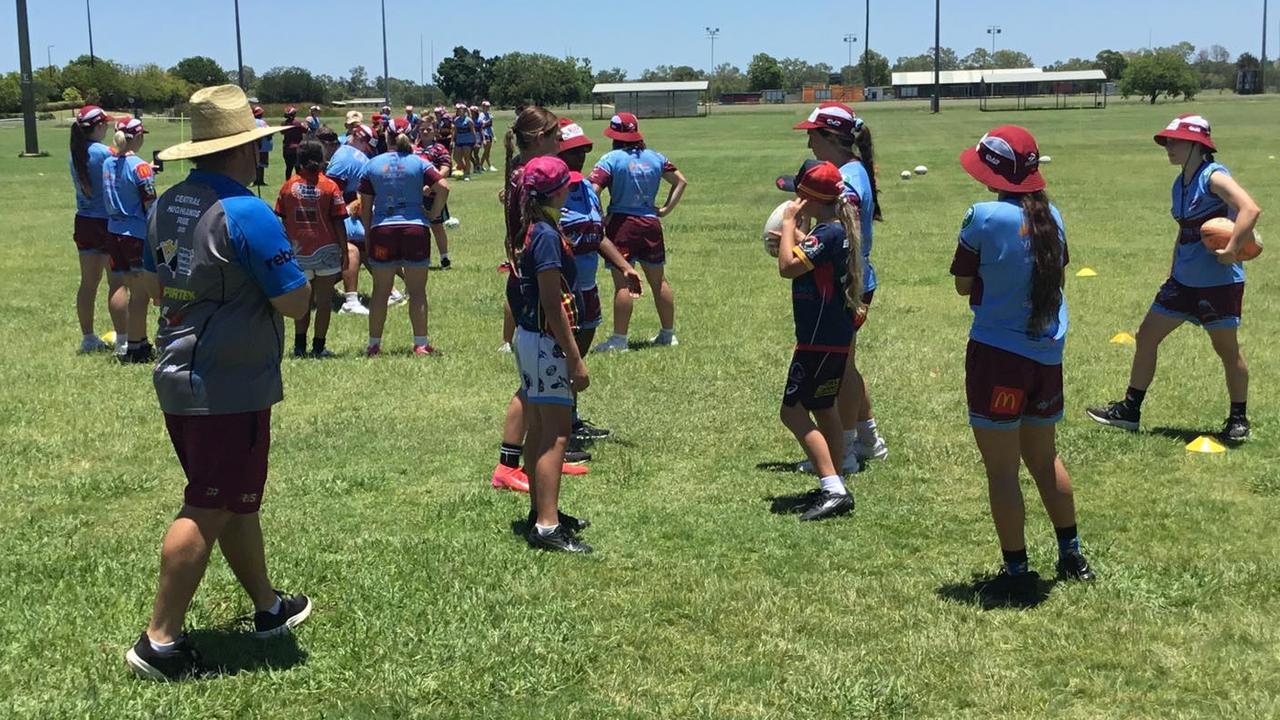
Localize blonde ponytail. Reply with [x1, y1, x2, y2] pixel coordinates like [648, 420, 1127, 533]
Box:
[835, 197, 865, 310]
[394, 132, 413, 154]
[113, 130, 130, 154]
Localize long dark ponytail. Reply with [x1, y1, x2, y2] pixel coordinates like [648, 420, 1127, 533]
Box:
[70, 123, 94, 195]
[851, 120, 883, 221]
[1022, 190, 1063, 335]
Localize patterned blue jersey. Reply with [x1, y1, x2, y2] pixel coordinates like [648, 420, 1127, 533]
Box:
[1171, 161, 1244, 288]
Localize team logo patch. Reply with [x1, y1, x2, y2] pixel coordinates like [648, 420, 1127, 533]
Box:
[961, 207, 975, 230]
[989, 386, 1025, 415]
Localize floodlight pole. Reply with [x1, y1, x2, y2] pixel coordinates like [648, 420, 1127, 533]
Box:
[931, 0, 941, 112]
[15, 0, 45, 157]
[843, 33, 858, 81]
[1263, 0, 1269, 91]
[987, 25, 1001, 56]
[86, 0, 95, 66]
[234, 0, 245, 89]
[864, 0, 871, 85]
[381, 0, 391, 105]
[705, 27, 720, 73]
[46, 44, 54, 70]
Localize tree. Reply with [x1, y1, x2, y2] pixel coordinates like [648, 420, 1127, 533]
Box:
[991, 49, 1034, 69]
[639, 65, 705, 81]
[433, 46, 493, 102]
[1237, 52, 1260, 69]
[1046, 57, 1095, 71]
[0, 72, 21, 113]
[1120, 50, 1199, 104]
[1195, 46, 1235, 90]
[893, 47, 959, 72]
[128, 63, 190, 108]
[960, 47, 992, 69]
[779, 57, 834, 89]
[595, 67, 627, 83]
[170, 56, 226, 88]
[747, 53, 783, 90]
[346, 66, 370, 96]
[257, 66, 329, 103]
[1095, 49, 1128, 80]
[61, 55, 128, 107]
[708, 63, 747, 98]
[488, 52, 590, 106]
[858, 50, 891, 86]
[225, 64, 257, 90]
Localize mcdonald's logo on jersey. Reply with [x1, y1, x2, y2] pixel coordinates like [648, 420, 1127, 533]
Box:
[989, 386, 1025, 415]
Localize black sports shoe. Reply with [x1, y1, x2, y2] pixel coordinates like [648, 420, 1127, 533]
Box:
[573, 420, 611, 441]
[440, 256, 452, 270]
[564, 448, 592, 464]
[125, 632, 206, 682]
[119, 343, 156, 364]
[1220, 415, 1250, 442]
[975, 568, 1041, 606]
[292, 347, 308, 359]
[1085, 401, 1140, 431]
[1056, 550, 1096, 581]
[799, 490, 854, 521]
[527, 508, 591, 534]
[251, 591, 313, 638]
[311, 348, 336, 359]
[526, 524, 593, 553]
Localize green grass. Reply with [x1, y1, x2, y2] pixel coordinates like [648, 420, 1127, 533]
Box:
[1, 95, 1278, 719]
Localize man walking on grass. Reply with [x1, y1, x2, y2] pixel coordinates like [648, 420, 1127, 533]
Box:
[125, 85, 315, 682]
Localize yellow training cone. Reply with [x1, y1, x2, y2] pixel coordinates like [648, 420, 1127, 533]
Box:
[1075, 267, 1098, 278]
[1186, 435, 1227, 454]
[101, 330, 116, 345]
[1110, 332, 1135, 345]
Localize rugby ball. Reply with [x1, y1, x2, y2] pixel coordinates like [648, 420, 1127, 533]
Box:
[451, 169, 464, 179]
[900, 170, 911, 180]
[1041, 155, 1053, 164]
[1201, 218, 1263, 261]
[914, 165, 928, 175]
[762, 201, 788, 257]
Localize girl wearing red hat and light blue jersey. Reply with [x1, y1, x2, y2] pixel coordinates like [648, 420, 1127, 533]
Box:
[357, 123, 450, 356]
[588, 112, 688, 351]
[68, 104, 122, 354]
[453, 103, 477, 179]
[102, 117, 157, 363]
[479, 101, 496, 172]
[325, 124, 377, 315]
[1088, 114, 1261, 442]
[792, 102, 888, 472]
[951, 125, 1094, 603]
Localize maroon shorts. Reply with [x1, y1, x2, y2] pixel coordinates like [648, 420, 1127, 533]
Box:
[367, 224, 430, 268]
[606, 214, 666, 266]
[1152, 278, 1244, 329]
[965, 340, 1064, 428]
[164, 409, 272, 514]
[576, 286, 602, 330]
[106, 234, 145, 273]
[73, 215, 111, 255]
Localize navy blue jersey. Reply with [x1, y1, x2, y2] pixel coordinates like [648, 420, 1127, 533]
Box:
[790, 223, 855, 351]
[516, 221, 579, 333]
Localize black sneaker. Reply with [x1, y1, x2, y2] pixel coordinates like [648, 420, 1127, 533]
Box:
[251, 591, 313, 638]
[119, 343, 156, 364]
[1056, 550, 1096, 581]
[573, 420, 611, 441]
[564, 448, 592, 464]
[440, 257, 452, 270]
[125, 632, 206, 682]
[975, 568, 1041, 606]
[1085, 401, 1140, 431]
[526, 524, 593, 553]
[1220, 415, 1250, 442]
[311, 348, 336, 359]
[527, 508, 591, 534]
[799, 490, 854, 521]
[292, 347, 308, 359]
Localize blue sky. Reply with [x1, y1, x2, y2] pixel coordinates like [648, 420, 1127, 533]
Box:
[3, 0, 1272, 79]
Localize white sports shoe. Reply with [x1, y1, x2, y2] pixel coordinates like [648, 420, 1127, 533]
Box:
[339, 299, 370, 316]
[443, 217, 461, 229]
[497, 342, 512, 353]
[79, 335, 110, 354]
[592, 335, 629, 353]
[796, 454, 861, 475]
[650, 332, 679, 347]
[488, 165, 498, 172]
[851, 435, 889, 461]
[387, 289, 407, 306]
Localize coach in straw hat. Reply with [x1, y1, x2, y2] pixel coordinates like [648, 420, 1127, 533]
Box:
[125, 85, 314, 682]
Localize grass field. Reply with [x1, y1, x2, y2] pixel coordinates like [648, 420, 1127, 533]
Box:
[1, 95, 1278, 719]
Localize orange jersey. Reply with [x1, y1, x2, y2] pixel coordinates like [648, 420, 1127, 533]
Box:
[275, 171, 347, 257]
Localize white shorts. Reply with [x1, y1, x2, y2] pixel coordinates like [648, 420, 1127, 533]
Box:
[513, 327, 574, 406]
[296, 245, 342, 279]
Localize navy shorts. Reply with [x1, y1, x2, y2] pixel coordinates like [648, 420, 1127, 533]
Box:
[1152, 278, 1244, 330]
[965, 340, 1063, 429]
[782, 349, 848, 411]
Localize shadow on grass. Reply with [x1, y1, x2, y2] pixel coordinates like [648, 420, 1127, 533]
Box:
[756, 461, 804, 474]
[936, 572, 1058, 610]
[1148, 426, 1246, 449]
[187, 626, 308, 677]
[767, 490, 820, 515]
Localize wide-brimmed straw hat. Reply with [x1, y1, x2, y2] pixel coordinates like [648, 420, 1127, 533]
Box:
[158, 85, 282, 161]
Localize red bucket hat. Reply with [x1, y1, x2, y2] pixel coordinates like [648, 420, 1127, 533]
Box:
[960, 125, 1045, 193]
[776, 159, 845, 203]
[523, 156, 572, 199]
[75, 105, 112, 128]
[793, 102, 861, 137]
[392, 117, 410, 132]
[116, 117, 147, 136]
[604, 112, 643, 142]
[252, 105, 265, 118]
[284, 106, 297, 117]
[1154, 114, 1216, 152]
[558, 117, 593, 153]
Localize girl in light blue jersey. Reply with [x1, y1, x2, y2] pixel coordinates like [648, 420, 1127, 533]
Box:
[69, 105, 124, 353]
[1088, 115, 1261, 442]
[103, 118, 157, 363]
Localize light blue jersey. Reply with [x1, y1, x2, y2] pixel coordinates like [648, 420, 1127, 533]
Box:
[357, 151, 443, 227]
[838, 159, 877, 293]
[588, 148, 676, 218]
[1171, 161, 1244, 288]
[70, 142, 113, 219]
[103, 152, 156, 238]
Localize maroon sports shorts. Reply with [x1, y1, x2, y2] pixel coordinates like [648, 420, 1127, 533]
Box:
[606, 214, 666, 266]
[106, 234, 145, 273]
[73, 215, 111, 255]
[1151, 278, 1244, 329]
[164, 409, 272, 514]
[367, 224, 431, 268]
[965, 340, 1064, 428]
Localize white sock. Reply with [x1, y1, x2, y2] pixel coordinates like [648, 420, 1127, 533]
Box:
[345, 292, 359, 303]
[856, 418, 879, 444]
[535, 522, 559, 536]
[413, 335, 429, 346]
[441, 253, 450, 261]
[820, 474, 848, 495]
[116, 334, 129, 352]
[147, 635, 178, 655]
[368, 337, 381, 347]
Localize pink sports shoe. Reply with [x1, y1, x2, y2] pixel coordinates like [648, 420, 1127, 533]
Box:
[365, 344, 381, 357]
[491, 465, 530, 493]
[413, 344, 441, 356]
